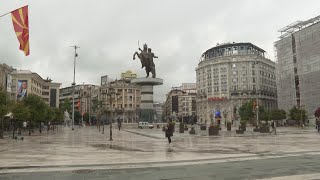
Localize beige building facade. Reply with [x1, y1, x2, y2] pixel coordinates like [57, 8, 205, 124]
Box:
[196, 42, 277, 124]
[164, 86, 197, 123]
[0, 63, 14, 94]
[11, 70, 61, 107]
[99, 79, 141, 123]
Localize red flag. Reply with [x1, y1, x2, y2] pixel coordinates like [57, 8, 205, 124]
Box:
[11, 6, 29, 56]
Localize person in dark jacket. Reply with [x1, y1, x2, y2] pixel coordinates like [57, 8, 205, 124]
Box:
[165, 119, 175, 143]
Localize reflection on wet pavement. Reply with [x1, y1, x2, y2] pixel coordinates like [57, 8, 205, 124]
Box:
[0, 125, 319, 169]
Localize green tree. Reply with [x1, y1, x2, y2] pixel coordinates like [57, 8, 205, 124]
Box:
[53, 108, 63, 125]
[74, 110, 81, 124]
[270, 109, 286, 121]
[314, 107, 320, 118]
[23, 94, 47, 134]
[45, 106, 56, 132]
[60, 98, 72, 113]
[11, 101, 31, 135]
[0, 88, 13, 138]
[83, 112, 89, 123]
[289, 106, 307, 124]
[239, 100, 255, 123]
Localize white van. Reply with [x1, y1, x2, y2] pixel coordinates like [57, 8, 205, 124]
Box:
[138, 122, 154, 129]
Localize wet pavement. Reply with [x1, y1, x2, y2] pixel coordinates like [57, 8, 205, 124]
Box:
[0, 125, 320, 179]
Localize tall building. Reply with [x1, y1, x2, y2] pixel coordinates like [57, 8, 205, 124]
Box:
[99, 79, 141, 123]
[196, 42, 277, 124]
[59, 84, 96, 114]
[11, 70, 61, 107]
[153, 102, 164, 123]
[275, 15, 320, 117]
[164, 85, 197, 123]
[0, 63, 14, 94]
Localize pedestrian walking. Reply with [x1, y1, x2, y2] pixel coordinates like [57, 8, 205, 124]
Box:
[270, 120, 276, 135]
[117, 117, 122, 131]
[165, 119, 175, 144]
[316, 118, 320, 133]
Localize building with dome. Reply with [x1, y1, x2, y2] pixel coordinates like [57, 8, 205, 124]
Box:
[196, 42, 277, 124]
[121, 70, 137, 81]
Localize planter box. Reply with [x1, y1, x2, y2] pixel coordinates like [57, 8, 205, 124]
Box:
[189, 128, 196, 134]
[200, 125, 207, 130]
[260, 126, 270, 133]
[253, 128, 260, 132]
[179, 123, 184, 133]
[208, 126, 219, 136]
[240, 123, 246, 131]
[227, 122, 232, 131]
[236, 130, 244, 134]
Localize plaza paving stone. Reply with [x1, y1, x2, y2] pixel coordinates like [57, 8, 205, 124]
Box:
[0, 125, 319, 179]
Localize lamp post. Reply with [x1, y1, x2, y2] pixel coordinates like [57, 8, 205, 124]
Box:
[300, 105, 305, 126]
[71, 45, 79, 130]
[101, 91, 106, 134]
[107, 88, 120, 141]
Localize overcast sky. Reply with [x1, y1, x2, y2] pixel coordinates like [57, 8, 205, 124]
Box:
[1, 0, 319, 102]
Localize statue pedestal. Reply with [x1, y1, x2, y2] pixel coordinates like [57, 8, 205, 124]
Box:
[131, 78, 163, 122]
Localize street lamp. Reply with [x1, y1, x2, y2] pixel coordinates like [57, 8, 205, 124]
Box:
[71, 45, 80, 131]
[107, 88, 120, 141]
[300, 105, 305, 126]
[101, 91, 106, 134]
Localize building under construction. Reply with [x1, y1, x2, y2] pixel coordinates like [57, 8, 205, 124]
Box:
[275, 15, 320, 118]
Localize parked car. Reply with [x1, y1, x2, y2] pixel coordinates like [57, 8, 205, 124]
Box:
[138, 122, 154, 129]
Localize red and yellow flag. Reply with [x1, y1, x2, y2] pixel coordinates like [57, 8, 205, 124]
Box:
[11, 6, 29, 56]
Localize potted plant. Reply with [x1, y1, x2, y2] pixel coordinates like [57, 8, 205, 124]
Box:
[240, 120, 246, 131]
[179, 122, 184, 133]
[184, 124, 188, 131]
[189, 126, 196, 134]
[260, 123, 270, 133]
[208, 124, 219, 136]
[227, 122, 232, 131]
[236, 126, 244, 134]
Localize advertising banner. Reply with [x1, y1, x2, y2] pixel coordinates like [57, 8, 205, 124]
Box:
[6, 74, 12, 93]
[17, 80, 28, 101]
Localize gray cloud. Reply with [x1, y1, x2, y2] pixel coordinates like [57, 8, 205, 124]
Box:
[1, 0, 320, 102]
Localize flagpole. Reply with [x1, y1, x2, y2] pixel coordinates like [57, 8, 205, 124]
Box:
[0, 12, 11, 18]
[0, 5, 28, 18]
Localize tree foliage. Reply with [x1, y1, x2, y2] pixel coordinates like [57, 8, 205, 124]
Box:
[0, 88, 12, 118]
[289, 106, 307, 123]
[45, 106, 55, 123]
[270, 109, 286, 120]
[260, 109, 286, 122]
[74, 110, 81, 124]
[315, 107, 320, 118]
[239, 100, 255, 122]
[11, 101, 30, 121]
[60, 98, 72, 113]
[53, 108, 63, 124]
[23, 94, 47, 124]
[82, 112, 89, 122]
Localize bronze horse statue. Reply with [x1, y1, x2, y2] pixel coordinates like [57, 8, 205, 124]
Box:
[133, 44, 157, 78]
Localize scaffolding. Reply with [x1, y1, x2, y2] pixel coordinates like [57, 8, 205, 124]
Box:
[278, 15, 320, 38]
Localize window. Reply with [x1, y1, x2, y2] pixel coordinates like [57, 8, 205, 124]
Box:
[253, 78, 256, 83]
[232, 64, 236, 68]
